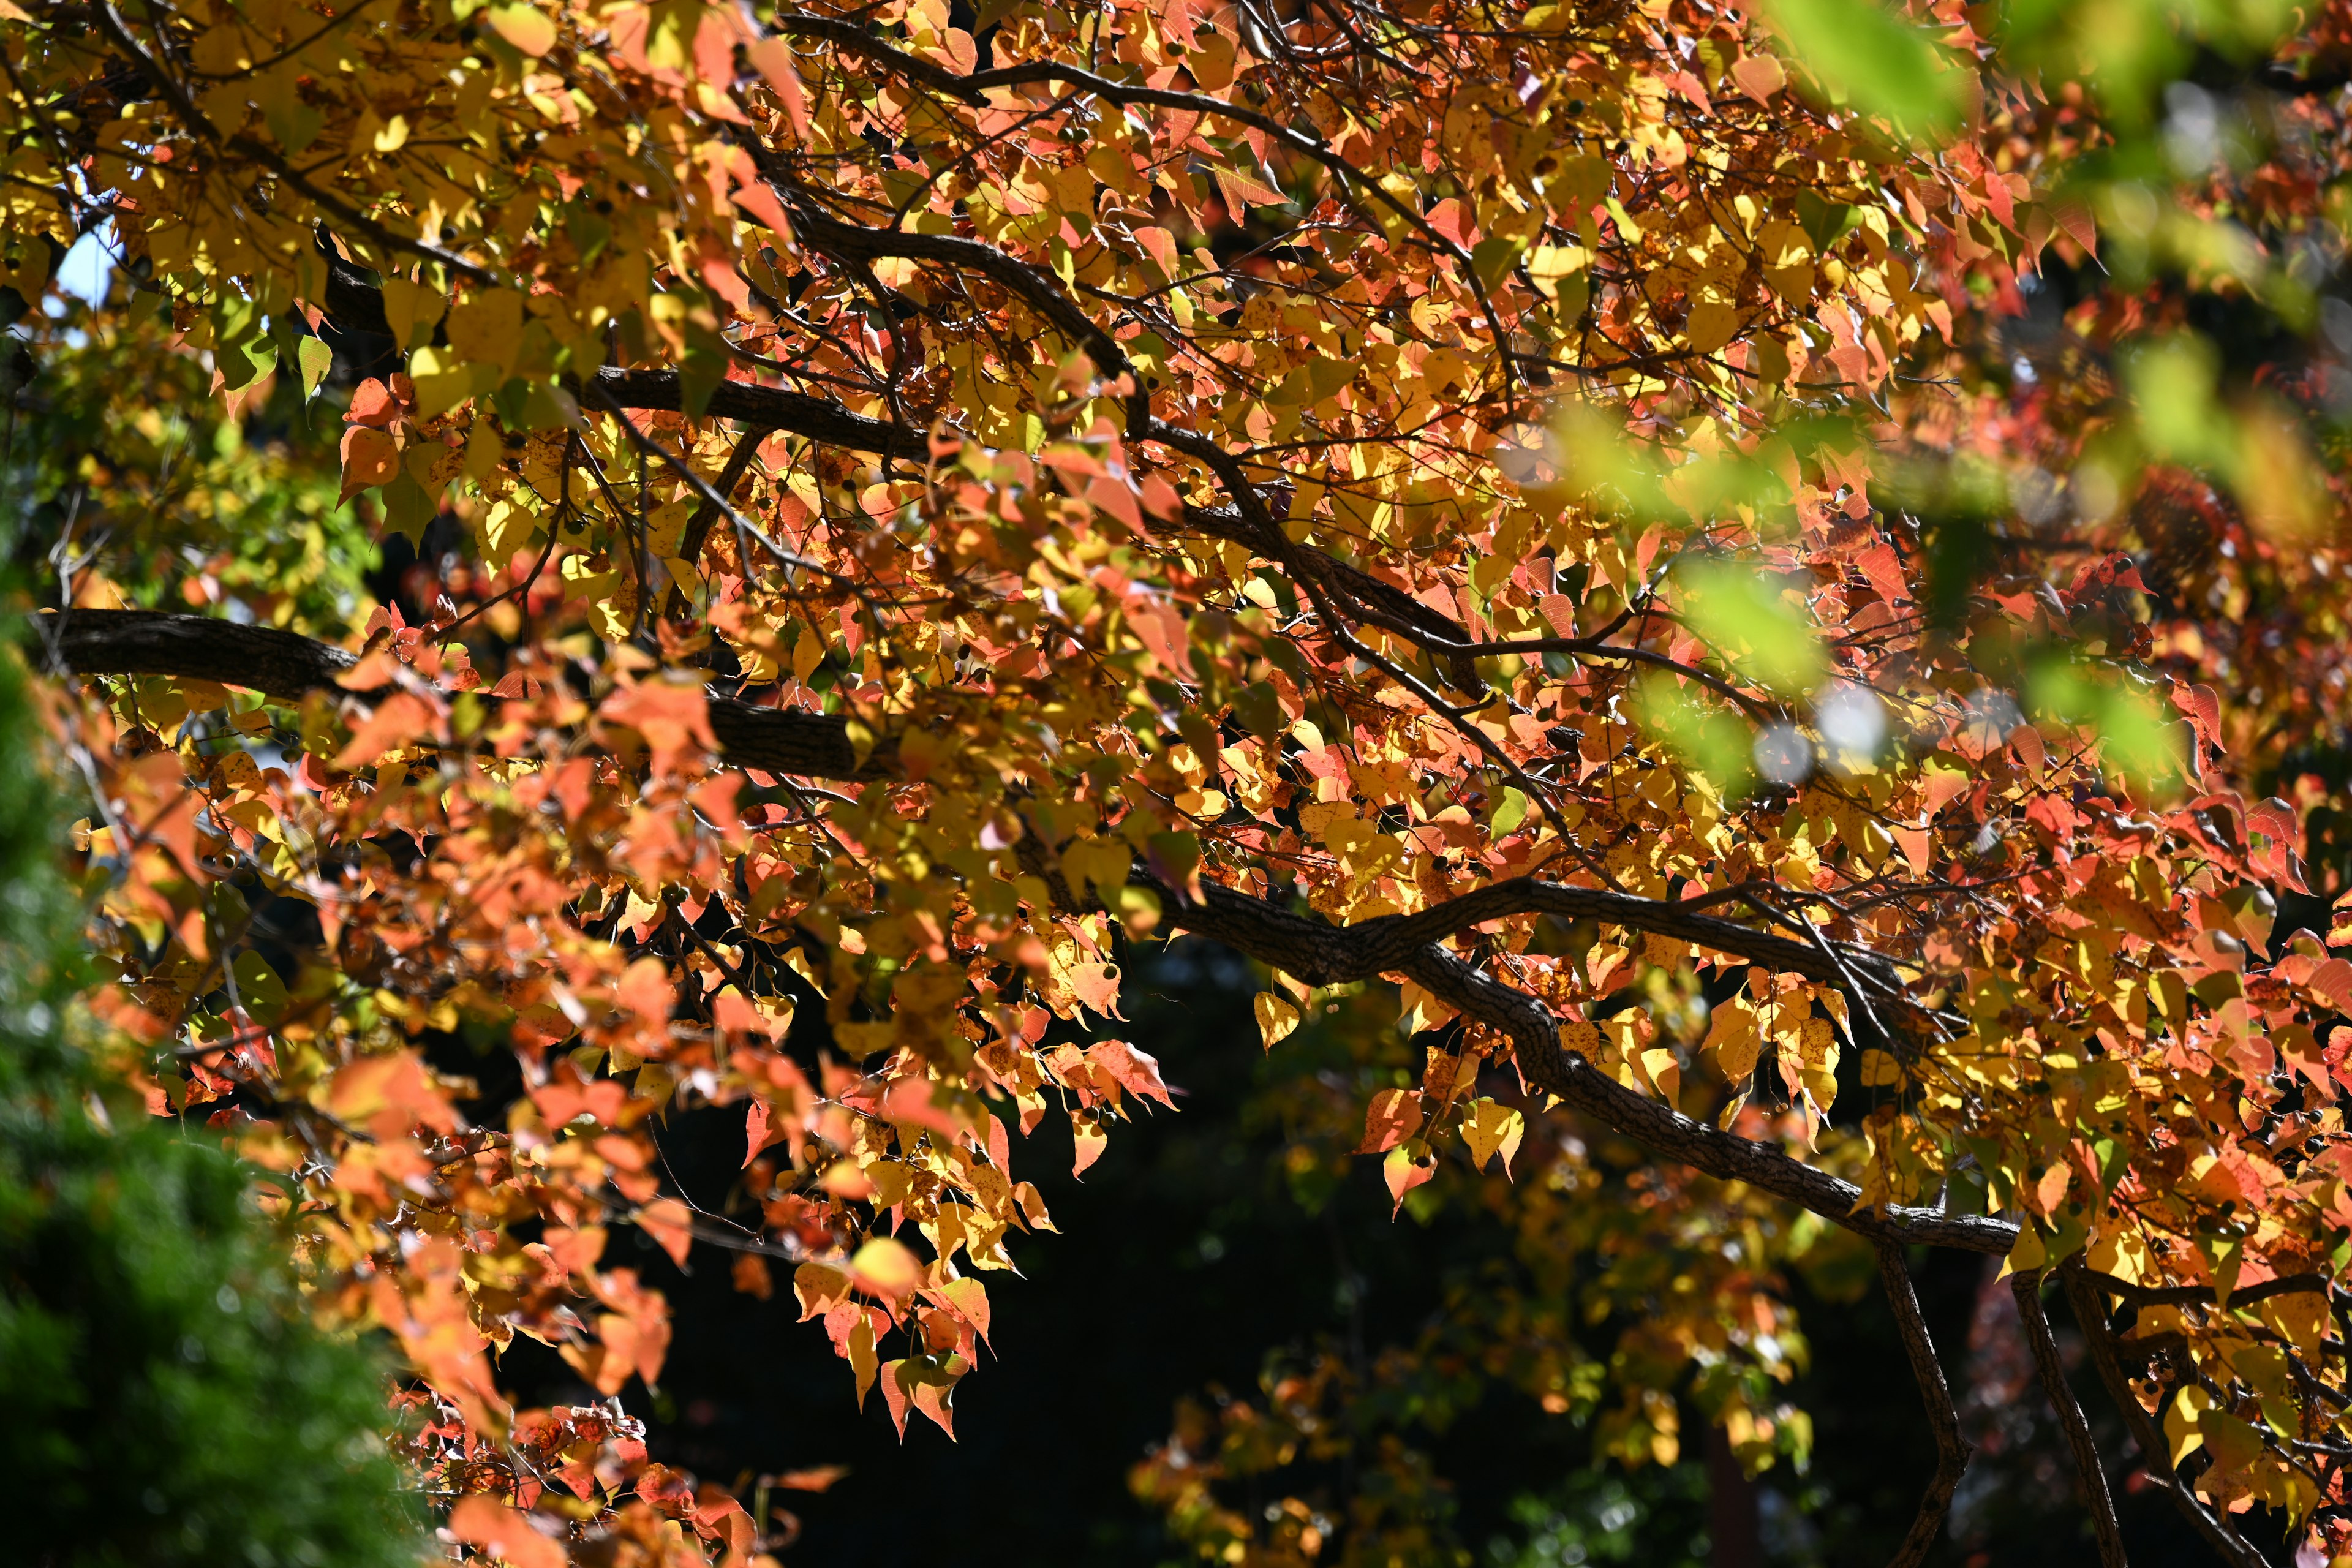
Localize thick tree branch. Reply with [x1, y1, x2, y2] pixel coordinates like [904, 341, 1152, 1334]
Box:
[584, 367, 928, 460]
[39, 609, 879, 779]
[2082, 1269, 2330, 1310]
[1153, 874, 2018, 1254]
[1878, 1242, 1971, 1567]
[2062, 1263, 2276, 1568]
[42, 605, 2014, 1254]
[2013, 1272, 2128, 1567]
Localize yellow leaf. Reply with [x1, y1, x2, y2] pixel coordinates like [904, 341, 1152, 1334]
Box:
[381, 276, 444, 350]
[850, 1235, 923, 1299]
[1459, 1099, 1525, 1177]
[848, 1313, 878, 1409]
[1254, 992, 1300, 1051]
[792, 1262, 851, 1321]
[445, 288, 526, 380]
[1703, 995, 1762, 1080]
[1640, 1046, 1681, 1105]
[2164, 1386, 2209, 1468]
[485, 3, 557, 56]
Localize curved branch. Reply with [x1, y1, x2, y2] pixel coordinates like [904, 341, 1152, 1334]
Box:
[1879, 1242, 1971, 1567]
[312, 272, 1495, 696]
[1152, 873, 2018, 1254]
[766, 13, 1519, 405]
[92, 2, 496, 286]
[2061, 1262, 2276, 1568]
[788, 208, 1129, 381]
[2013, 1272, 2128, 1567]
[2082, 1268, 2330, 1311]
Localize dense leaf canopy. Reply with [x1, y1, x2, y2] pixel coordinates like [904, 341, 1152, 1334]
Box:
[13, 0, 2352, 1559]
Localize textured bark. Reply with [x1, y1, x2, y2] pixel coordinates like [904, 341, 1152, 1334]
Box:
[40, 608, 363, 701]
[2062, 1264, 2275, 1568]
[1158, 876, 2018, 1255]
[583, 367, 929, 461]
[2013, 1272, 2128, 1567]
[1878, 1243, 1972, 1567]
[39, 609, 881, 780]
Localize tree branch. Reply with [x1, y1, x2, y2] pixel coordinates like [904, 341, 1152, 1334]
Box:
[40, 605, 2016, 1254]
[38, 608, 881, 779]
[764, 12, 1520, 406]
[1878, 1242, 1971, 1568]
[2014, 1272, 2128, 1567]
[2061, 1262, 2277, 1568]
[1152, 873, 2018, 1254]
[583, 366, 927, 460]
[2081, 1269, 2330, 1310]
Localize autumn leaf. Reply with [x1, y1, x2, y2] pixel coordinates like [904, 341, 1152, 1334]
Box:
[1459, 1100, 1525, 1177]
[850, 1237, 924, 1303]
[636, 1198, 695, 1269]
[449, 1496, 565, 1568]
[1354, 1089, 1423, 1155]
[1254, 992, 1301, 1051]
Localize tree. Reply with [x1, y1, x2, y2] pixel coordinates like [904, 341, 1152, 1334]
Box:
[10, 0, 2352, 1559]
[0, 596, 422, 1560]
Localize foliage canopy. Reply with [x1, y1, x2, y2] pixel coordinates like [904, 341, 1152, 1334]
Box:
[14, 0, 2352, 1558]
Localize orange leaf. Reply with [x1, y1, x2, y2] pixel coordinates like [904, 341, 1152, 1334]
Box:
[449, 1496, 566, 1568]
[1089, 1039, 1175, 1109]
[1384, 1144, 1437, 1215]
[334, 692, 439, 769]
[337, 425, 399, 505]
[601, 679, 714, 772]
[636, 1197, 694, 1268]
[1354, 1088, 1423, 1154]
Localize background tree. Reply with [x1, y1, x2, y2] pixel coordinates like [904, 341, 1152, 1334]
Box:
[0, 464, 421, 1560]
[11, 0, 2352, 1561]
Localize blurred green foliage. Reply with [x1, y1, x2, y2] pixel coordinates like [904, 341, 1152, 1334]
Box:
[2, 291, 420, 1565]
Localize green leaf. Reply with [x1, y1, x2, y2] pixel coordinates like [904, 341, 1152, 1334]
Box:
[1632, 677, 1756, 796]
[2026, 659, 2185, 788]
[380, 471, 439, 545]
[230, 950, 288, 1026]
[295, 336, 333, 401]
[1471, 235, 1524, 290]
[1762, 0, 1962, 140]
[2122, 333, 2231, 470]
[1231, 681, 1283, 737]
[1678, 559, 1826, 698]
